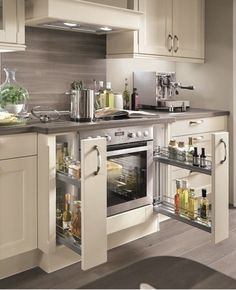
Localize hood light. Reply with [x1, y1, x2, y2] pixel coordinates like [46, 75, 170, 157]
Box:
[64, 22, 78, 27]
[100, 26, 112, 31]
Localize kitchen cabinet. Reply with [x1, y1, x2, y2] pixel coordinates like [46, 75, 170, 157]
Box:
[0, 0, 26, 52]
[154, 131, 229, 244]
[169, 116, 227, 195]
[37, 117, 228, 275]
[0, 134, 37, 260]
[107, 0, 205, 62]
[38, 133, 107, 272]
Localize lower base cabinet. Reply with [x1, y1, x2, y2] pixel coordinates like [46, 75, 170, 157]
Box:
[0, 156, 37, 260]
[154, 132, 229, 244]
[37, 128, 229, 275]
[38, 134, 107, 272]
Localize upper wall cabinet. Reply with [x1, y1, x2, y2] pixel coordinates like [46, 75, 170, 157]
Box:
[0, 0, 26, 52]
[107, 0, 205, 62]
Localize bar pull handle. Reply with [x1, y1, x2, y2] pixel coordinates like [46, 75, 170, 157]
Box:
[174, 35, 179, 53]
[189, 120, 204, 125]
[220, 138, 227, 164]
[94, 145, 101, 175]
[167, 34, 173, 52]
[193, 136, 204, 141]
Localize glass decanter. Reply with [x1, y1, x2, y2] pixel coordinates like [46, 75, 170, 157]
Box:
[0, 68, 29, 114]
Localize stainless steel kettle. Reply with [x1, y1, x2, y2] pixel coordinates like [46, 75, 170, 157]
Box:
[70, 89, 94, 122]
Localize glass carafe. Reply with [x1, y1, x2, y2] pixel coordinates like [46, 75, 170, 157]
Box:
[0, 68, 29, 114]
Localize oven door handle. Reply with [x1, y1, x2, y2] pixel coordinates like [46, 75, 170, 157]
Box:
[107, 145, 152, 157]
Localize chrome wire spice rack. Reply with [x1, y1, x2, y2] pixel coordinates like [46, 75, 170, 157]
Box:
[154, 195, 211, 233]
[154, 146, 212, 175]
[153, 146, 214, 233]
[56, 225, 81, 255]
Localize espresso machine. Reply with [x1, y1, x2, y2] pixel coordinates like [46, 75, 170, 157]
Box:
[133, 72, 194, 112]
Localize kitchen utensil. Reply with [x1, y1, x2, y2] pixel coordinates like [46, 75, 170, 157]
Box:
[31, 106, 60, 123]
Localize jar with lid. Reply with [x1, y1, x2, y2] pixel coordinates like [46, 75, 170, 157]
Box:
[168, 139, 178, 159]
[71, 201, 81, 238]
[177, 141, 186, 162]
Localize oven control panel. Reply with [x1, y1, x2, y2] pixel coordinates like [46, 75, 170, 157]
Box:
[79, 125, 153, 145]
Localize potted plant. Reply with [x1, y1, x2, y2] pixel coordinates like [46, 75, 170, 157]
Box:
[0, 68, 29, 114]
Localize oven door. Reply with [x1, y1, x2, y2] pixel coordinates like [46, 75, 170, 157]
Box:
[107, 141, 153, 216]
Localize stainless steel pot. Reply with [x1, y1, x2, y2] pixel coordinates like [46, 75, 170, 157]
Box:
[70, 89, 94, 122]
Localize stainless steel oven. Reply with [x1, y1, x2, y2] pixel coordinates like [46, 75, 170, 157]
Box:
[79, 125, 154, 216]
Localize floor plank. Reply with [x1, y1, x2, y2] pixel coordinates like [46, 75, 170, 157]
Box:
[0, 210, 236, 289]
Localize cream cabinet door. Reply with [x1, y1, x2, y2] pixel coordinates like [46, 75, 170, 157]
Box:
[0, 0, 17, 43]
[172, 0, 204, 59]
[0, 156, 37, 260]
[138, 0, 172, 56]
[0, 0, 25, 50]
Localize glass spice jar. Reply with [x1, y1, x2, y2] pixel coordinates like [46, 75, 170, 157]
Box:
[177, 141, 186, 162]
[168, 139, 178, 159]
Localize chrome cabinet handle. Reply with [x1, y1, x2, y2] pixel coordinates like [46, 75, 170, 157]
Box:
[193, 136, 204, 141]
[189, 120, 204, 125]
[174, 35, 179, 53]
[167, 34, 173, 52]
[220, 138, 227, 164]
[94, 145, 101, 175]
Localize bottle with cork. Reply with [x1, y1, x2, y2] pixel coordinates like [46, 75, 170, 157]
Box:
[62, 193, 72, 230]
[174, 179, 181, 214]
[200, 189, 209, 223]
[131, 88, 140, 111]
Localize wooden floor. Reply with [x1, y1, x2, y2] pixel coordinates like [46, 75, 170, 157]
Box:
[1, 209, 236, 289]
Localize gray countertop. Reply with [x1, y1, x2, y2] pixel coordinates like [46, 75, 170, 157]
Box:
[0, 108, 229, 135]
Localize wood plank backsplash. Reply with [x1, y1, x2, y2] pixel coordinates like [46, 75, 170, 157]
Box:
[0, 27, 106, 111]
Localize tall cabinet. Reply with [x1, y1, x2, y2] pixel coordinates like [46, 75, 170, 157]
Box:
[107, 0, 205, 62]
[38, 133, 107, 272]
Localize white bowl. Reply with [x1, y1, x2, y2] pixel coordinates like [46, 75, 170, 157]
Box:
[5, 104, 24, 114]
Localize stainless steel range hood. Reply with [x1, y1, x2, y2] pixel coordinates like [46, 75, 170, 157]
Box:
[25, 0, 143, 34]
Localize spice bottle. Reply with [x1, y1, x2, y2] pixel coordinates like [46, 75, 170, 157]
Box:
[182, 180, 189, 215]
[200, 148, 207, 168]
[174, 179, 181, 214]
[177, 141, 186, 162]
[62, 193, 72, 230]
[192, 147, 200, 167]
[186, 137, 194, 163]
[131, 88, 140, 111]
[188, 188, 198, 220]
[71, 201, 81, 238]
[168, 139, 178, 159]
[56, 143, 63, 171]
[122, 78, 130, 110]
[200, 189, 209, 223]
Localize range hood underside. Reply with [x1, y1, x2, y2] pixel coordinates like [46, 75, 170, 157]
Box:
[25, 0, 143, 34]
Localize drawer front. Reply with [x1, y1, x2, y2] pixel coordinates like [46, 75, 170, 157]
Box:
[171, 116, 227, 137]
[0, 133, 37, 160]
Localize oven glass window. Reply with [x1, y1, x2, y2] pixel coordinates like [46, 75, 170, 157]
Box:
[107, 150, 147, 207]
